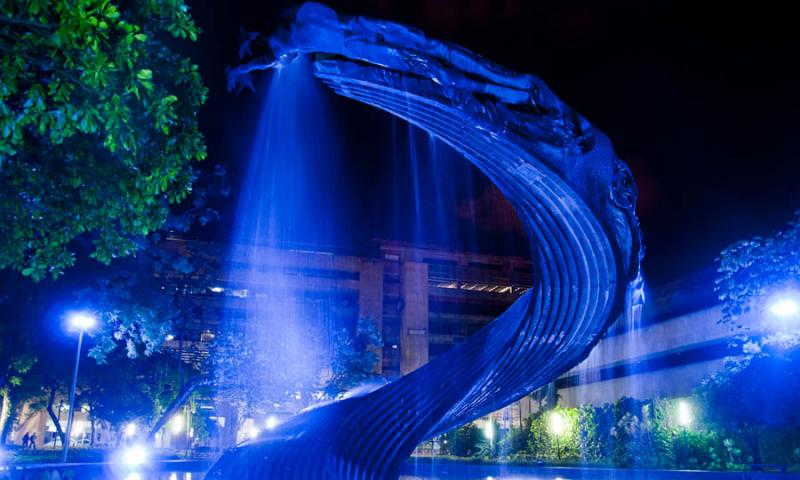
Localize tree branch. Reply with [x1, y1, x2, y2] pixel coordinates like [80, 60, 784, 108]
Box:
[0, 15, 55, 31]
[147, 376, 211, 442]
[45, 385, 66, 447]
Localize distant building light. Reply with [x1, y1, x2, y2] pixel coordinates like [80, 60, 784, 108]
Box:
[124, 423, 138, 437]
[209, 286, 224, 293]
[483, 421, 494, 441]
[169, 414, 184, 434]
[165, 334, 175, 342]
[200, 331, 216, 342]
[391, 344, 398, 349]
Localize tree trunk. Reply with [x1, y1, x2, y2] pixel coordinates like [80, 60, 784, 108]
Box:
[90, 416, 96, 447]
[147, 377, 211, 442]
[746, 428, 763, 465]
[0, 398, 16, 446]
[45, 385, 66, 448]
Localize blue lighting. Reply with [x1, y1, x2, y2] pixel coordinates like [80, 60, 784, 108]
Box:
[211, 2, 643, 478]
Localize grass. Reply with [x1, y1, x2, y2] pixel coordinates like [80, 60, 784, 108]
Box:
[1, 446, 183, 465]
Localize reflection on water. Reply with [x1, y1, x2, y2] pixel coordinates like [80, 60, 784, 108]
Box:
[132, 474, 202, 480]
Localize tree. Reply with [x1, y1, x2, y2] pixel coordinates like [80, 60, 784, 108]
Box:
[322, 317, 383, 398]
[716, 210, 800, 348]
[77, 349, 176, 445]
[712, 210, 800, 464]
[698, 347, 800, 464]
[0, 0, 207, 281]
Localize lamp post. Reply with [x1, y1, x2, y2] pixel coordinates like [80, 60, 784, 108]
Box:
[676, 400, 693, 468]
[549, 411, 567, 462]
[62, 312, 96, 463]
[483, 420, 495, 457]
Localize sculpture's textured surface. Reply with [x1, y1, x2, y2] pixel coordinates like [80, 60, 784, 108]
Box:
[210, 3, 643, 478]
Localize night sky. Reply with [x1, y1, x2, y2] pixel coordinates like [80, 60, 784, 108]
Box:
[186, 0, 800, 286]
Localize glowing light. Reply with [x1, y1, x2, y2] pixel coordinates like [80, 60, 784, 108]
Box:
[68, 311, 97, 331]
[124, 474, 142, 480]
[549, 411, 567, 436]
[294, 392, 301, 400]
[482, 421, 494, 441]
[247, 425, 261, 439]
[165, 334, 175, 341]
[124, 423, 138, 437]
[72, 420, 87, 435]
[265, 415, 279, 430]
[121, 445, 148, 468]
[677, 400, 693, 428]
[169, 414, 184, 434]
[769, 296, 799, 318]
[209, 286, 224, 293]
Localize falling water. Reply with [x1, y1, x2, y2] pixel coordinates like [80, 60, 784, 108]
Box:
[217, 58, 349, 444]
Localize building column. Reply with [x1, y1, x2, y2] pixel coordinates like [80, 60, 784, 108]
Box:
[400, 261, 429, 375]
[358, 260, 384, 373]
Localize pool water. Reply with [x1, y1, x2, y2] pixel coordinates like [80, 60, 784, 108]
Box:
[6, 462, 794, 480]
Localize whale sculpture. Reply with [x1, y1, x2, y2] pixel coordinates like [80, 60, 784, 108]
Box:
[210, 3, 643, 478]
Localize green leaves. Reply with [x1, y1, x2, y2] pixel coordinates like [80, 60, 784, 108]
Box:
[715, 211, 800, 350]
[136, 68, 152, 80]
[0, 0, 207, 281]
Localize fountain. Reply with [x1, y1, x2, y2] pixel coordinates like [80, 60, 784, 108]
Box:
[209, 3, 644, 478]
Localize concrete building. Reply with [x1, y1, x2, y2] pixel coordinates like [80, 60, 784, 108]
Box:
[9, 239, 754, 448]
[158, 236, 533, 379]
[162, 237, 755, 434]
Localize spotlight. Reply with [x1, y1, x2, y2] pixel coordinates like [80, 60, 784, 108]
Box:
[121, 445, 148, 468]
[265, 415, 279, 430]
[169, 414, 184, 434]
[549, 411, 567, 436]
[677, 400, 693, 428]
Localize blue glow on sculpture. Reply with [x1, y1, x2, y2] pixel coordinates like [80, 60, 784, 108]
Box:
[210, 3, 644, 478]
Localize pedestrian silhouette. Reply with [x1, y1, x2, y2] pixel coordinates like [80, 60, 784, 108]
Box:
[22, 432, 29, 449]
[29, 432, 37, 449]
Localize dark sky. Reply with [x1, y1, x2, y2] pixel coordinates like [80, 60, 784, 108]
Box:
[186, 0, 800, 286]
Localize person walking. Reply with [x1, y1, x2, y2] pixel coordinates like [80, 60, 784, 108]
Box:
[22, 432, 30, 449]
[29, 432, 37, 449]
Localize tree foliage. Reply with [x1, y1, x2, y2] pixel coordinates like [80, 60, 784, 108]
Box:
[698, 346, 800, 464]
[0, 0, 207, 281]
[716, 210, 800, 344]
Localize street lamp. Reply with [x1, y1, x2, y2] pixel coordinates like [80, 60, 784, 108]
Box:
[62, 311, 97, 463]
[768, 295, 799, 319]
[549, 411, 567, 462]
[675, 399, 693, 468]
[482, 420, 495, 457]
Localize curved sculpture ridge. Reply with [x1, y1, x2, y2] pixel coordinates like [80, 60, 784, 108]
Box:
[211, 3, 643, 478]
